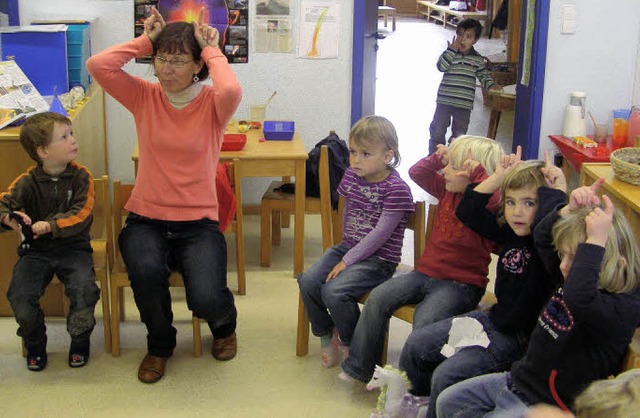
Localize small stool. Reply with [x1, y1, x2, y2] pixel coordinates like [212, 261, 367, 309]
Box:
[379, 1, 396, 31]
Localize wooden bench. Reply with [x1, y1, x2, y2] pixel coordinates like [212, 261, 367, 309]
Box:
[416, 1, 489, 35]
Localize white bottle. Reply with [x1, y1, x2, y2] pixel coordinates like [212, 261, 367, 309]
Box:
[562, 91, 587, 138]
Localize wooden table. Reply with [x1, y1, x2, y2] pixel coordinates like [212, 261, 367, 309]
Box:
[549, 135, 624, 186]
[486, 89, 515, 139]
[580, 163, 640, 248]
[132, 128, 309, 276]
[0, 85, 107, 316]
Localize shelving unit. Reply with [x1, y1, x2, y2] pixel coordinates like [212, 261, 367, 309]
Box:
[416, 1, 489, 35]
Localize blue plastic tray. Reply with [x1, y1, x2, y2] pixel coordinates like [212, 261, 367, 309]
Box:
[263, 121, 295, 140]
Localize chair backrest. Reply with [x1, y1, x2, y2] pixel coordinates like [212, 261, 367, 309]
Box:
[112, 181, 134, 258]
[328, 194, 427, 268]
[91, 175, 113, 267]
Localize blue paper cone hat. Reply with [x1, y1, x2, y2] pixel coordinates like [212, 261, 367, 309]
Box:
[49, 94, 68, 117]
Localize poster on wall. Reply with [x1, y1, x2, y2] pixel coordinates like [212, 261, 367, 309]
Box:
[297, 2, 339, 60]
[134, 0, 249, 64]
[254, 0, 292, 53]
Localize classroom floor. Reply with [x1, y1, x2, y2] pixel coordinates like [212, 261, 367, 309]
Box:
[0, 17, 507, 418]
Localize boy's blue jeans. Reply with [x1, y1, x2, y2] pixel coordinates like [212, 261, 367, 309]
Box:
[399, 310, 527, 418]
[297, 243, 396, 344]
[436, 372, 530, 418]
[119, 213, 237, 358]
[429, 103, 471, 154]
[7, 243, 99, 347]
[341, 271, 485, 382]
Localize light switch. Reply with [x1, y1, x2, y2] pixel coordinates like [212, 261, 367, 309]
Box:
[561, 5, 577, 34]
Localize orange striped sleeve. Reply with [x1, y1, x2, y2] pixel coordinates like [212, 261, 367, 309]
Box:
[55, 163, 95, 229]
[0, 166, 37, 200]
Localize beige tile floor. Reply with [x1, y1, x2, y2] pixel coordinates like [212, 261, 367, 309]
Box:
[0, 17, 506, 417]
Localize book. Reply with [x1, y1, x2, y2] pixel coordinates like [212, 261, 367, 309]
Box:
[0, 60, 49, 130]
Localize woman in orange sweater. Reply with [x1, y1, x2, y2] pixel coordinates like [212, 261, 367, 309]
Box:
[87, 7, 242, 384]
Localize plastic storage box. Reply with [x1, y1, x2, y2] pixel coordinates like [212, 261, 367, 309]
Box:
[1, 26, 68, 96]
[222, 133, 247, 151]
[263, 121, 295, 140]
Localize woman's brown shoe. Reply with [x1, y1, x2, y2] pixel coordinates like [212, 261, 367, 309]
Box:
[211, 332, 237, 361]
[138, 354, 168, 384]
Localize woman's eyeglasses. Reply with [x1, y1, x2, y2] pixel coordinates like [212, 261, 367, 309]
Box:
[153, 56, 193, 68]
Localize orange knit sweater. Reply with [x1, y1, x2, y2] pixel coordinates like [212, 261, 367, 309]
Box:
[87, 35, 242, 221]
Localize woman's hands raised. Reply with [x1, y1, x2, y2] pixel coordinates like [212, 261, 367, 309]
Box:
[144, 7, 166, 42]
[193, 7, 220, 49]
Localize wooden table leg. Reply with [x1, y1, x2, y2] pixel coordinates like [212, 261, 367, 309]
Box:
[487, 109, 501, 139]
[293, 160, 306, 277]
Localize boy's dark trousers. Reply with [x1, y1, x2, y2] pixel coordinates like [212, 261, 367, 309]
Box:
[6, 244, 100, 348]
[429, 103, 472, 154]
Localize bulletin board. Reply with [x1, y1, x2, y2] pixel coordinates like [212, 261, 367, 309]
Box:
[134, 0, 249, 64]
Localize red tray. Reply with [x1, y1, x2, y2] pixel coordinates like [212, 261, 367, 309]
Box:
[222, 133, 247, 151]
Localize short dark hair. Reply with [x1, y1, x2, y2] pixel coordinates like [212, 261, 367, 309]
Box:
[153, 21, 209, 81]
[20, 112, 72, 163]
[456, 18, 483, 40]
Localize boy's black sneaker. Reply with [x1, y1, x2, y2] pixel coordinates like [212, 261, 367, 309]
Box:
[25, 336, 47, 372]
[68, 340, 90, 368]
[27, 353, 48, 371]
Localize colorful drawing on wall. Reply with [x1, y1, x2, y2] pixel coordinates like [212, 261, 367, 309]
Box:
[134, 0, 248, 64]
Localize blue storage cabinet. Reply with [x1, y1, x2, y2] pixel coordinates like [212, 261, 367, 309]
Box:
[66, 23, 91, 90]
[0, 28, 68, 96]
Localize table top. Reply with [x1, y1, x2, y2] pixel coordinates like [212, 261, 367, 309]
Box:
[132, 128, 308, 163]
[581, 163, 640, 214]
[549, 134, 624, 172]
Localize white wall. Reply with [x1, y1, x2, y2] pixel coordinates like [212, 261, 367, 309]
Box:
[18, 0, 354, 204]
[538, 0, 640, 158]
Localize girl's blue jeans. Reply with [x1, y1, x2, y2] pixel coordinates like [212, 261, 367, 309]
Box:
[399, 310, 528, 418]
[341, 271, 485, 382]
[119, 213, 237, 358]
[297, 243, 396, 344]
[436, 372, 531, 418]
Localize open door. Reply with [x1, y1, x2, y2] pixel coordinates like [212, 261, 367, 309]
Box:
[513, 0, 550, 158]
[350, 0, 381, 126]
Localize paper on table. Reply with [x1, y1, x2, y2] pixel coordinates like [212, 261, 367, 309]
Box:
[440, 317, 490, 358]
[502, 84, 516, 95]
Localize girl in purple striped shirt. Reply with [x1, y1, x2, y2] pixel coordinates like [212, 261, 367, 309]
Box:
[298, 116, 415, 368]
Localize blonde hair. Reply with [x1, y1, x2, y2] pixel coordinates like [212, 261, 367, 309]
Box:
[447, 135, 504, 176]
[552, 206, 640, 293]
[349, 115, 400, 168]
[495, 160, 547, 226]
[574, 370, 640, 418]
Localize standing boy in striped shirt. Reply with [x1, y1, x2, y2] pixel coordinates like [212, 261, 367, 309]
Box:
[428, 18, 502, 154]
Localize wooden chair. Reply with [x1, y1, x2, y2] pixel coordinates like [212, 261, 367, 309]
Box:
[260, 145, 334, 274]
[21, 175, 112, 356]
[379, 0, 397, 31]
[110, 181, 202, 357]
[295, 194, 428, 357]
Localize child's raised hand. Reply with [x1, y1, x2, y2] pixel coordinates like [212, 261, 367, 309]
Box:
[457, 148, 481, 179]
[144, 6, 166, 42]
[435, 144, 449, 166]
[448, 35, 461, 51]
[325, 261, 346, 282]
[541, 150, 567, 192]
[568, 178, 603, 212]
[585, 194, 614, 248]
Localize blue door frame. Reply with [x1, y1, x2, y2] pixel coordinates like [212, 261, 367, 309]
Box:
[513, 0, 550, 158]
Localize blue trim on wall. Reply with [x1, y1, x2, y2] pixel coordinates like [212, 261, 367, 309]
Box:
[351, 0, 365, 126]
[0, 0, 19, 26]
[513, 0, 550, 158]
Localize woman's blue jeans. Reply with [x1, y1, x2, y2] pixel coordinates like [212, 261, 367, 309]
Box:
[341, 271, 485, 382]
[399, 310, 527, 418]
[119, 213, 237, 357]
[297, 243, 396, 344]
